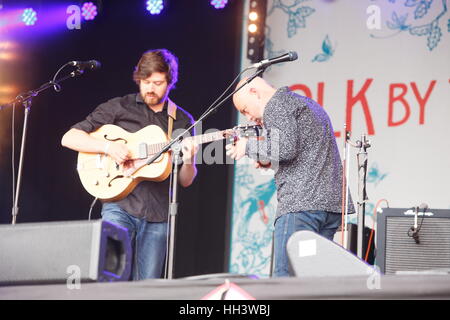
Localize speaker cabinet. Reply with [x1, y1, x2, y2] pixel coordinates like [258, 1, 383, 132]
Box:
[0, 219, 132, 285]
[333, 224, 375, 265]
[287, 230, 374, 277]
[376, 208, 450, 274]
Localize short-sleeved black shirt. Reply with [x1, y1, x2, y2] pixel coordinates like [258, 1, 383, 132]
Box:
[72, 93, 195, 222]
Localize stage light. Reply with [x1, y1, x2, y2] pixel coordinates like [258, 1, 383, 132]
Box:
[210, 0, 228, 9]
[0, 52, 16, 60]
[249, 11, 258, 21]
[0, 86, 17, 94]
[81, 2, 98, 21]
[246, 0, 267, 63]
[146, 0, 164, 15]
[21, 8, 37, 26]
[248, 24, 257, 33]
[0, 41, 16, 50]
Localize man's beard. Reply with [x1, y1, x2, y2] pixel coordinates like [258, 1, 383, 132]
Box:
[142, 91, 165, 107]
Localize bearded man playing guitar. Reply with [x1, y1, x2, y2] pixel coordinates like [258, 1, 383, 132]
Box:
[61, 49, 198, 280]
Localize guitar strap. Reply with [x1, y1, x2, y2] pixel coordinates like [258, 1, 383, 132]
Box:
[167, 98, 177, 139]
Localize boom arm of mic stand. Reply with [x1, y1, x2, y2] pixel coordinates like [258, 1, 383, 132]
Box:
[1, 70, 84, 111]
[145, 67, 266, 167]
[9, 68, 86, 224]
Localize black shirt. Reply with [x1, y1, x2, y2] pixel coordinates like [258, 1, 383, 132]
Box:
[72, 93, 195, 222]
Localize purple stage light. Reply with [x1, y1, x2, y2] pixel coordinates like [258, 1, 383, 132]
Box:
[1, 6, 72, 36]
[81, 2, 98, 21]
[211, 0, 228, 9]
[21, 8, 37, 26]
[146, 0, 164, 15]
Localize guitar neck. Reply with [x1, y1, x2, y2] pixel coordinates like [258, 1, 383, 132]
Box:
[187, 130, 228, 145]
[148, 130, 228, 155]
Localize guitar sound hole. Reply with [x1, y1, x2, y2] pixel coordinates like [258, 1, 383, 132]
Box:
[108, 175, 124, 187]
[104, 135, 127, 144]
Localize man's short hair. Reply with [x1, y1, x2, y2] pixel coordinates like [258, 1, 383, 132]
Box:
[133, 49, 178, 87]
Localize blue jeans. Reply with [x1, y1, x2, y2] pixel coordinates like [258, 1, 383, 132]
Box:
[273, 210, 341, 277]
[101, 202, 168, 280]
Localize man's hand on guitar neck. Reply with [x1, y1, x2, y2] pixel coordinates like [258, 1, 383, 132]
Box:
[225, 137, 248, 161]
[180, 139, 199, 165]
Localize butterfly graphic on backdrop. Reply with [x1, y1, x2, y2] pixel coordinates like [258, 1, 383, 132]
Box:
[367, 163, 388, 187]
[312, 35, 335, 62]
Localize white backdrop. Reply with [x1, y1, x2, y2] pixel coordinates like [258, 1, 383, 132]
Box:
[229, 0, 450, 277]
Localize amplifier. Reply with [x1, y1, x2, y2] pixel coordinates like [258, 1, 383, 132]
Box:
[375, 208, 450, 274]
[333, 223, 375, 265]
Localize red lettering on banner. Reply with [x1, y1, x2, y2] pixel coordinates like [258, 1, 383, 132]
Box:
[388, 83, 410, 127]
[317, 82, 325, 107]
[346, 79, 375, 135]
[410, 80, 436, 125]
[288, 79, 438, 137]
[289, 84, 312, 98]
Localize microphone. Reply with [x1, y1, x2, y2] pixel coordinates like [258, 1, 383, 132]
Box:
[69, 60, 101, 70]
[251, 51, 298, 69]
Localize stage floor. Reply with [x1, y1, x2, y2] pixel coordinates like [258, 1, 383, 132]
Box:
[1, 274, 450, 300]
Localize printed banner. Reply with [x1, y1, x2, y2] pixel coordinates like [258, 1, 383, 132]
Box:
[229, 0, 450, 277]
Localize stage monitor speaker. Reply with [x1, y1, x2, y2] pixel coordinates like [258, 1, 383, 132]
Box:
[0, 219, 132, 285]
[287, 230, 374, 277]
[375, 208, 450, 275]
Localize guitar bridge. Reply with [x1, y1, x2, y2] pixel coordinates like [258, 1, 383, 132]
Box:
[96, 154, 106, 169]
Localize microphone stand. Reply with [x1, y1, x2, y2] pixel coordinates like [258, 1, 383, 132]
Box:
[152, 67, 266, 279]
[166, 140, 181, 279]
[355, 134, 371, 259]
[343, 132, 371, 259]
[340, 125, 351, 249]
[1, 68, 86, 224]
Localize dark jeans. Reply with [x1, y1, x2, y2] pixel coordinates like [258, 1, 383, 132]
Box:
[101, 202, 167, 280]
[273, 210, 341, 277]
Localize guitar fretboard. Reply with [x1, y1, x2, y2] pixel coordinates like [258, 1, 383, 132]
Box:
[147, 130, 228, 155]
